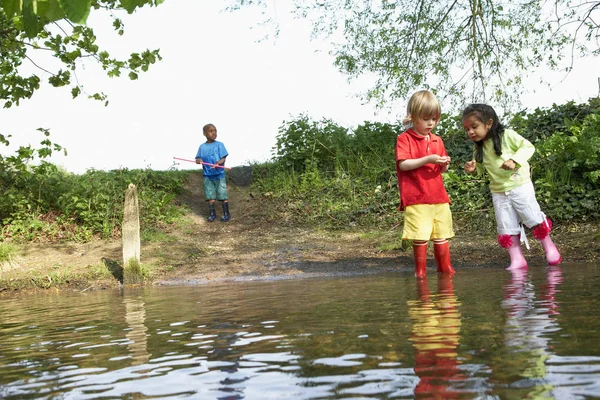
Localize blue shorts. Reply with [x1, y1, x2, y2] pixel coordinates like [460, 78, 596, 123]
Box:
[204, 177, 228, 201]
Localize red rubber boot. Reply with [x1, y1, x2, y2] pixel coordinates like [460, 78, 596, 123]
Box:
[433, 239, 455, 275]
[413, 241, 428, 279]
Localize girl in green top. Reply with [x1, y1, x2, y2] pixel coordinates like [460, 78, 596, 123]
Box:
[462, 104, 561, 270]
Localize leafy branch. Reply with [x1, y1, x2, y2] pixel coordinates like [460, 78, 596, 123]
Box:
[1, 1, 163, 109]
[227, 0, 600, 109]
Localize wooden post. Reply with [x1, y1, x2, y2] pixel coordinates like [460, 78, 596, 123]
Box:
[123, 183, 142, 284]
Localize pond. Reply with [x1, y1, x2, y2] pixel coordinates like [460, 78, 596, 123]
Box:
[1, 263, 600, 399]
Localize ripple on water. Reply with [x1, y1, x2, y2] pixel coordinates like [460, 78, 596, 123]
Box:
[1, 266, 600, 398]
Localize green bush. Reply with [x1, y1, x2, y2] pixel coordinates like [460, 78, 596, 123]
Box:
[0, 158, 187, 241]
[531, 113, 600, 220]
[251, 98, 600, 230]
[2, 98, 599, 240]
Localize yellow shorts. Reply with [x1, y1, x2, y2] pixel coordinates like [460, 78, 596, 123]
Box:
[402, 203, 455, 241]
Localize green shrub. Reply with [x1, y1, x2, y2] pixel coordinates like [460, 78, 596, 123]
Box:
[0, 162, 187, 241]
[252, 98, 600, 230]
[0, 242, 16, 262]
[2, 99, 599, 240]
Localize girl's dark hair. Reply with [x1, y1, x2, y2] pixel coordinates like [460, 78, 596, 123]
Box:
[462, 104, 505, 163]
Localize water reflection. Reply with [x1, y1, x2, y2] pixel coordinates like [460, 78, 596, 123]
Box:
[1, 266, 600, 399]
[497, 267, 563, 398]
[408, 276, 465, 398]
[123, 294, 150, 365]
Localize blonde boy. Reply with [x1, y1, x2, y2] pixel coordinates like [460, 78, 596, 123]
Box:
[395, 90, 455, 278]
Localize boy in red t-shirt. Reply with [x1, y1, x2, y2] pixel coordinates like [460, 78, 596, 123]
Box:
[395, 90, 455, 278]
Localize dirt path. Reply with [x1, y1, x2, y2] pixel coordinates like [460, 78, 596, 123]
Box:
[147, 171, 405, 283]
[2, 171, 599, 292]
[148, 172, 600, 284]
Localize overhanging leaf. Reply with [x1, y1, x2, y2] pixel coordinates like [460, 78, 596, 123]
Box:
[119, 0, 146, 14]
[1, 0, 21, 17]
[22, 0, 40, 38]
[35, 0, 66, 23]
[57, 0, 90, 24]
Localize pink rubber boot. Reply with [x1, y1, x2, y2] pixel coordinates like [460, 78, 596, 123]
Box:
[532, 218, 562, 266]
[498, 234, 528, 270]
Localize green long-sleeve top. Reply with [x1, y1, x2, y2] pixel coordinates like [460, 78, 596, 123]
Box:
[477, 129, 535, 193]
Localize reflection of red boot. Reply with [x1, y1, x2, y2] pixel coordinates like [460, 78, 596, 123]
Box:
[499, 234, 528, 270]
[532, 218, 562, 266]
[434, 239, 455, 275]
[413, 241, 428, 279]
[412, 273, 463, 399]
[437, 274, 455, 296]
[416, 277, 431, 302]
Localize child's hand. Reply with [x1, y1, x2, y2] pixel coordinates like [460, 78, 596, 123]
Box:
[195, 158, 203, 165]
[501, 159, 517, 170]
[464, 159, 476, 173]
[428, 155, 449, 165]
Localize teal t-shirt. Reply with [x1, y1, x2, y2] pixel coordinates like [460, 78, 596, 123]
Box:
[195, 141, 228, 180]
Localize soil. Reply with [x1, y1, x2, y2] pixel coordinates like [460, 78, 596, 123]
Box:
[2, 171, 599, 293]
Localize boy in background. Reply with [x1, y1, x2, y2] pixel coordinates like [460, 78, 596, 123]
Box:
[196, 123, 230, 222]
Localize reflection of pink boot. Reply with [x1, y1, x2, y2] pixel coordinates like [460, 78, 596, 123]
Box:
[542, 266, 563, 315]
[499, 234, 528, 270]
[509, 268, 527, 286]
[532, 218, 562, 266]
[546, 266, 563, 286]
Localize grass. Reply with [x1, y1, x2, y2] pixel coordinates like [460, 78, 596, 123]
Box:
[173, 212, 197, 235]
[378, 238, 409, 252]
[0, 262, 118, 293]
[141, 228, 177, 243]
[123, 257, 144, 285]
[0, 242, 17, 262]
[359, 231, 385, 240]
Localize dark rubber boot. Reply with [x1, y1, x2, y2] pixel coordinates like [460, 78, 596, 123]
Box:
[207, 203, 216, 222]
[221, 202, 231, 222]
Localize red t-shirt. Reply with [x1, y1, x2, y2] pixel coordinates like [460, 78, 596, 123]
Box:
[395, 129, 451, 210]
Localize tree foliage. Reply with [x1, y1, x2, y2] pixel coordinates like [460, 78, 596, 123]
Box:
[228, 0, 600, 109]
[0, 0, 163, 106]
[0, 0, 163, 151]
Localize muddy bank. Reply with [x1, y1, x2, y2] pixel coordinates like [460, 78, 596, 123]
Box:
[1, 173, 599, 293]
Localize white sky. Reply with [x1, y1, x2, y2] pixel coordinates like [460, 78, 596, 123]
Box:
[1, 1, 598, 174]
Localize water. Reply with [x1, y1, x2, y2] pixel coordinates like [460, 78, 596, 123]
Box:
[1, 263, 600, 399]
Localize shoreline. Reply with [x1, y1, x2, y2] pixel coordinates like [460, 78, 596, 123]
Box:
[2, 231, 597, 294]
[2, 177, 598, 294]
